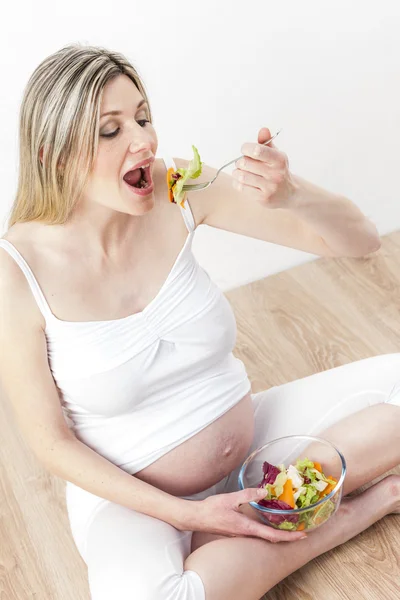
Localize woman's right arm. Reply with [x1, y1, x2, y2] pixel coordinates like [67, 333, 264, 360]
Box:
[0, 249, 305, 542]
[0, 249, 195, 529]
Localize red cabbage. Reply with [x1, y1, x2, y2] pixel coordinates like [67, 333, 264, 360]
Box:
[261, 461, 281, 485]
[257, 499, 299, 525]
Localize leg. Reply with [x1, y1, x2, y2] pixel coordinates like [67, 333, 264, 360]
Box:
[223, 353, 400, 497]
[185, 475, 400, 600]
[84, 501, 205, 599]
[193, 354, 400, 553]
[192, 401, 400, 553]
[188, 354, 400, 596]
[301, 402, 400, 496]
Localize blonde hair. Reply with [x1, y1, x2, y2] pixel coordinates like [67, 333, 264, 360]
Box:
[8, 44, 153, 226]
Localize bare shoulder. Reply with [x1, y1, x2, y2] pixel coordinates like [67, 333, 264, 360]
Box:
[0, 226, 46, 331]
[0, 226, 74, 456]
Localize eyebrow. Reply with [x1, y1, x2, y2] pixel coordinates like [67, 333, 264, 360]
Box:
[100, 99, 148, 119]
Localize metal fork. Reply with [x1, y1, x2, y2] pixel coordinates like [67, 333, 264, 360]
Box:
[181, 128, 283, 192]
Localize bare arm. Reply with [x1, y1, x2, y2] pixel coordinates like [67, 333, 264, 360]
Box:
[40, 436, 191, 529]
[174, 154, 380, 258]
[0, 249, 190, 530]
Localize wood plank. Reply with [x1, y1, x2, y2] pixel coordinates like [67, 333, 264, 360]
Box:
[0, 382, 89, 599]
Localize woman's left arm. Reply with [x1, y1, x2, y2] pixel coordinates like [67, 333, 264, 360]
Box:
[186, 127, 380, 258]
[280, 171, 381, 257]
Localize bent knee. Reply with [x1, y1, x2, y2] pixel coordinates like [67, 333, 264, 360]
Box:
[191, 531, 229, 552]
[89, 564, 205, 600]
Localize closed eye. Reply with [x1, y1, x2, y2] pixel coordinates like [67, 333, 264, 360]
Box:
[100, 120, 150, 139]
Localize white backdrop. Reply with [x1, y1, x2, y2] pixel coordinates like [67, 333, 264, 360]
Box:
[1, 1, 399, 290]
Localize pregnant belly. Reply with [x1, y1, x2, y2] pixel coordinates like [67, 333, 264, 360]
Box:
[134, 391, 255, 496]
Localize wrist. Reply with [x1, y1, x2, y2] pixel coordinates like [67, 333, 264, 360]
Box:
[172, 498, 203, 531]
[287, 173, 307, 210]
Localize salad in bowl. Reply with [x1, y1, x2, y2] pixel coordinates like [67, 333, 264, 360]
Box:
[238, 435, 346, 532]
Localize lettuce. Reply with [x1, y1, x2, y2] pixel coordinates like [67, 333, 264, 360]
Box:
[171, 145, 203, 206]
[294, 486, 307, 502]
[311, 499, 336, 526]
[313, 479, 329, 493]
[298, 512, 313, 530]
[278, 521, 297, 531]
[304, 468, 318, 484]
[259, 483, 276, 500]
[296, 485, 320, 508]
[273, 471, 288, 498]
[310, 468, 325, 481]
[287, 464, 304, 489]
[296, 458, 315, 472]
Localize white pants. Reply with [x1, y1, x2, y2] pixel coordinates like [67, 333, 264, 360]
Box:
[65, 353, 400, 600]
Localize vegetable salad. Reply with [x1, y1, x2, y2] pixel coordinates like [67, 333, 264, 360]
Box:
[257, 458, 338, 531]
[166, 145, 203, 207]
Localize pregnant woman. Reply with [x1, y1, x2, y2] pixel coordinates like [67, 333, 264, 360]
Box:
[0, 44, 399, 600]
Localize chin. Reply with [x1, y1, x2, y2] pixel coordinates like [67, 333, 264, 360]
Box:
[122, 192, 155, 215]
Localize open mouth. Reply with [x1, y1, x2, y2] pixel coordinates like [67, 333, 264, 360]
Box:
[123, 165, 152, 189]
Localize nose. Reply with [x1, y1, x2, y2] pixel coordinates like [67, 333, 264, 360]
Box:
[128, 126, 153, 155]
[128, 139, 152, 155]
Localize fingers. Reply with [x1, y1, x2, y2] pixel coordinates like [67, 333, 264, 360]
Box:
[229, 489, 307, 543]
[232, 170, 281, 198]
[233, 511, 306, 543]
[250, 521, 307, 543]
[235, 154, 282, 172]
[232, 152, 288, 204]
[234, 158, 286, 183]
[231, 487, 266, 506]
[257, 127, 275, 147]
[240, 142, 286, 167]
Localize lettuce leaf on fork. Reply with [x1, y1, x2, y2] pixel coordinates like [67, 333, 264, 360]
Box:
[169, 145, 203, 207]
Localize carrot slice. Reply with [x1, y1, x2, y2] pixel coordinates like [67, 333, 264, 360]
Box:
[166, 167, 176, 203]
[318, 476, 338, 499]
[278, 479, 295, 508]
[297, 521, 306, 531]
[313, 462, 322, 472]
[319, 483, 334, 499]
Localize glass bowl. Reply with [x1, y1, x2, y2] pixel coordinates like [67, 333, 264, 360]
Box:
[238, 435, 346, 532]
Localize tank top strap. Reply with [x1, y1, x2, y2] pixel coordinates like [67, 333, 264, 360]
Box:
[162, 154, 196, 234]
[0, 239, 54, 321]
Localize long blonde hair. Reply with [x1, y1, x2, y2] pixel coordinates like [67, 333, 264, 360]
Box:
[8, 44, 153, 227]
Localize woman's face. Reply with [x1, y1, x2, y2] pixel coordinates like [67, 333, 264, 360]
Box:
[81, 74, 158, 216]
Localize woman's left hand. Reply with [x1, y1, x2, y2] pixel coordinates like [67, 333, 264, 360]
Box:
[232, 127, 298, 209]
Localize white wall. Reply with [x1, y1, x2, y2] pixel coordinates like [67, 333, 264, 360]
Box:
[1, 1, 399, 290]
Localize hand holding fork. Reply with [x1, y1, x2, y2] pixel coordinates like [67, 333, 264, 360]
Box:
[182, 127, 298, 209]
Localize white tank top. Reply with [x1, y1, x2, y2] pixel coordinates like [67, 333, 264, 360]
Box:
[0, 155, 251, 474]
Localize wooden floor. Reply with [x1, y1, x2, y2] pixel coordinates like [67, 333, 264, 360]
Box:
[1, 232, 400, 599]
[228, 232, 400, 600]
